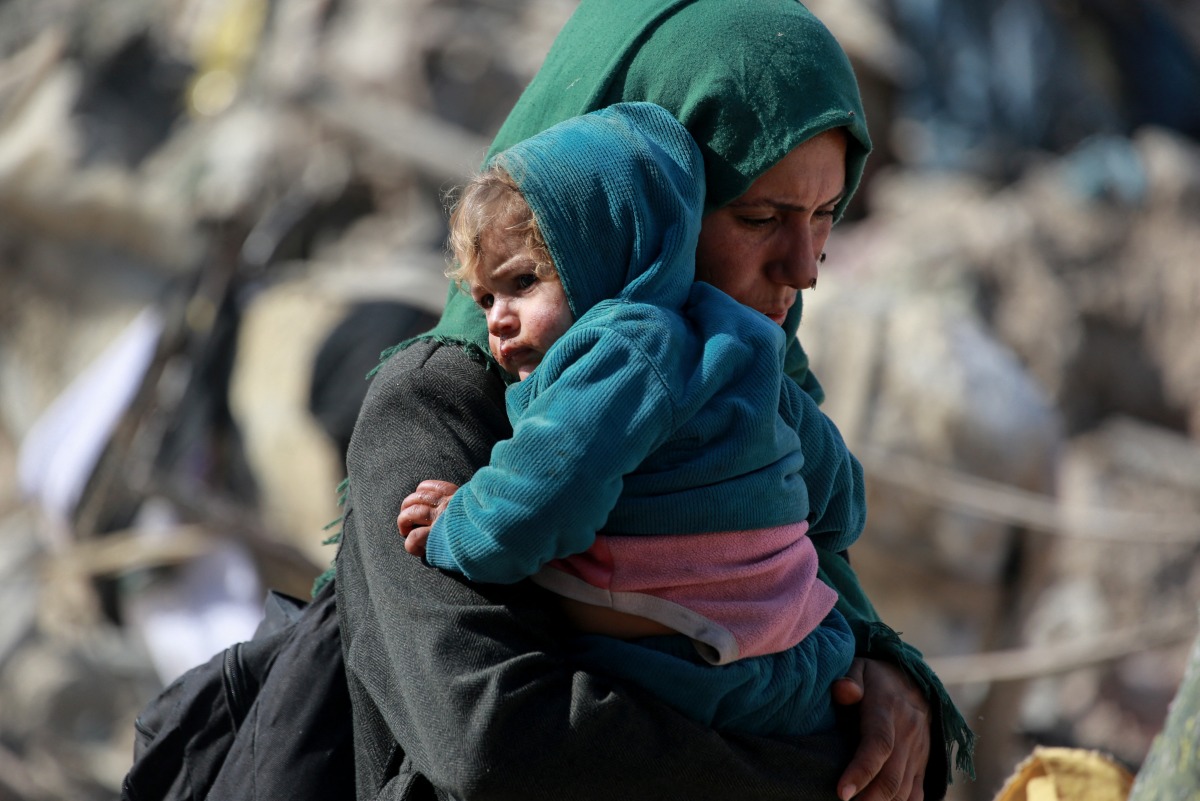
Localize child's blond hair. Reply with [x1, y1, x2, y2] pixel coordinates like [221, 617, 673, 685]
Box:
[446, 162, 555, 288]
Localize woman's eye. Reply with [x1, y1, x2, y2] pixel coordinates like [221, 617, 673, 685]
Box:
[515, 274, 538, 290]
[739, 215, 775, 228]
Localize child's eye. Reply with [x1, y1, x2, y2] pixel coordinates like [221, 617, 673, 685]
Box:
[515, 274, 538, 290]
[475, 293, 494, 309]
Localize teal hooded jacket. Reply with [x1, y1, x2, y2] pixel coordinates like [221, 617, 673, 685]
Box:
[423, 104, 865, 672]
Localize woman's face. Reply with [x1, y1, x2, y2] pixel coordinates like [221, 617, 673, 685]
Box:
[695, 129, 848, 325]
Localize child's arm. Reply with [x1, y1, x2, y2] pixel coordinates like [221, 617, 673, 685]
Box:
[398, 479, 459, 557]
[422, 329, 674, 583]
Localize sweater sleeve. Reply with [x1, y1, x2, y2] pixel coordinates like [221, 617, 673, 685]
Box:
[335, 342, 859, 801]
[423, 330, 674, 582]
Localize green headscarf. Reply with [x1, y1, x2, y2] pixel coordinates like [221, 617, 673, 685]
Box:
[404, 0, 872, 403]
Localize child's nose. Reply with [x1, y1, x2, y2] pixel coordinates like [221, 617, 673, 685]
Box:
[486, 299, 518, 336]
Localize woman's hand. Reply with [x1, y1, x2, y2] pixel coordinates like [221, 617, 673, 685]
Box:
[832, 658, 931, 801]
[398, 479, 459, 558]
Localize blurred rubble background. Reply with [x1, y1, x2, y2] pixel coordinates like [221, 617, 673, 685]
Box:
[0, 0, 1198, 799]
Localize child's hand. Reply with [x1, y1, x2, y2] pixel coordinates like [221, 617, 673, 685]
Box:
[398, 480, 460, 558]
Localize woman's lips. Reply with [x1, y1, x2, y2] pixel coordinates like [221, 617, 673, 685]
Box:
[760, 294, 796, 326]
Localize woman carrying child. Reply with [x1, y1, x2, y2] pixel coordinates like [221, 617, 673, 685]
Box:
[334, 2, 974, 799]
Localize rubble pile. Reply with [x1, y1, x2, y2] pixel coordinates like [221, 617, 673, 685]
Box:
[0, 1, 1197, 799]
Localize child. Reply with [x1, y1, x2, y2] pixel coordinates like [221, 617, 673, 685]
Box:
[399, 102, 864, 738]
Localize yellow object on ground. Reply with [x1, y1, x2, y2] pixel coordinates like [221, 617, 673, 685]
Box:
[994, 746, 1134, 801]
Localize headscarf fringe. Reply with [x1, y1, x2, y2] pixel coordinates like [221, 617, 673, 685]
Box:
[311, 478, 351, 596]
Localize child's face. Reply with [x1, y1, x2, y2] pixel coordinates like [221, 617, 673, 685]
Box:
[470, 222, 573, 380]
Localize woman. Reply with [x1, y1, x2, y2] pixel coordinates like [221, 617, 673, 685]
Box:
[334, 2, 973, 800]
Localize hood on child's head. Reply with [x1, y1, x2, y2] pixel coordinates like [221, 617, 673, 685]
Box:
[491, 102, 705, 321]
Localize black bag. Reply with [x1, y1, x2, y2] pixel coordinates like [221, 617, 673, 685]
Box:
[121, 581, 354, 801]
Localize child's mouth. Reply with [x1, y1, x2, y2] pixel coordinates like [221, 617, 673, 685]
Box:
[500, 345, 538, 375]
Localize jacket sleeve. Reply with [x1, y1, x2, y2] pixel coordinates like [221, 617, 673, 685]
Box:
[335, 344, 857, 801]
[423, 332, 673, 582]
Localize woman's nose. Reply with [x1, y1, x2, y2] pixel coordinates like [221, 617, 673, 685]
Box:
[772, 228, 819, 290]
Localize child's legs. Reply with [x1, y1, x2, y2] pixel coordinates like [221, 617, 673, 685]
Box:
[569, 608, 854, 739]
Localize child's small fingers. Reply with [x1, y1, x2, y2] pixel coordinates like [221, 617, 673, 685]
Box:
[416, 479, 460, 497]
[398, 505, 431, 536]
[399, 481, 458, 538]
[404, 527, 430, 557]
[406, 484, 450, 509]
[400, 491, 427, 511]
